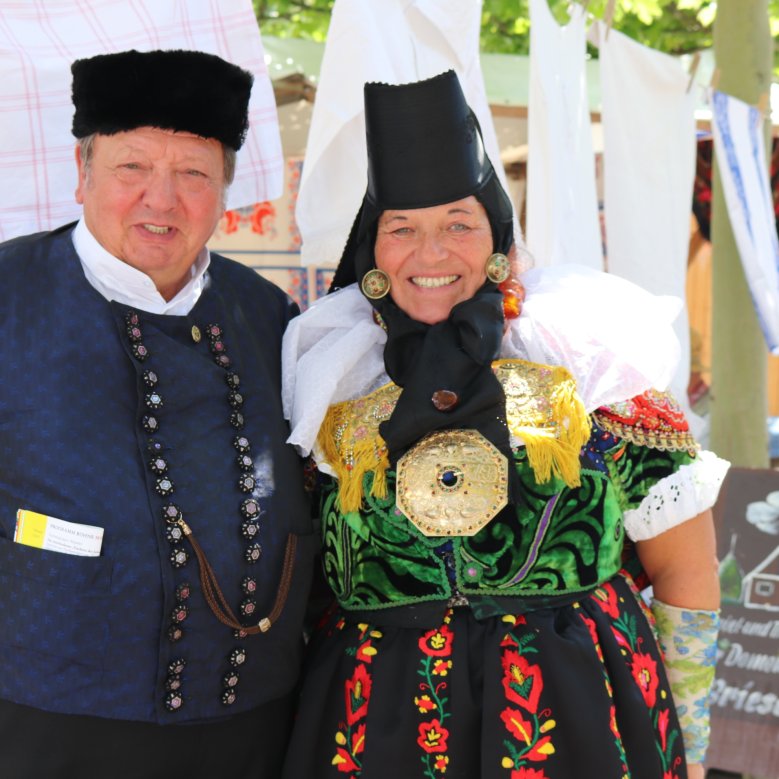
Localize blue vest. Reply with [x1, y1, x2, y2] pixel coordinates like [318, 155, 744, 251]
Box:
[0, 224, 317, 724]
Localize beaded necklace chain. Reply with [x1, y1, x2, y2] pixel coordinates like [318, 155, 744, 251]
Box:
[124, 311, 297, 712]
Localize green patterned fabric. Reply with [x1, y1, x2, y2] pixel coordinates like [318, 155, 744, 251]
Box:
[319, 424, 696, 613]
[602, 440, 695, 513]
[651, 598, 719, 764]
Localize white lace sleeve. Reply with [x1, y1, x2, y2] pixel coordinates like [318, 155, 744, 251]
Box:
[623, 450, 730, 541]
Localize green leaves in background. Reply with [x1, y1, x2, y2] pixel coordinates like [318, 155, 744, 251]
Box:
[254, 0, 779, 72]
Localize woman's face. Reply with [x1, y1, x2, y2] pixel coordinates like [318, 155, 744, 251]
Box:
[374, 196, 493, 325]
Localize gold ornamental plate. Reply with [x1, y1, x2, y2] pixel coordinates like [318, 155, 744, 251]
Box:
[396, 429, 508, 537]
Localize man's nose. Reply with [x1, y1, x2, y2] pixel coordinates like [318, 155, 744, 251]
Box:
[142, 169, 178, 210]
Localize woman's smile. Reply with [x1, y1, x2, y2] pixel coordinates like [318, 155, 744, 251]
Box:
[374, 196, 493, 325]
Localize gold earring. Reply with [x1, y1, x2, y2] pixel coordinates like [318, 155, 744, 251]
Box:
[485, 253, 510, 284]
[361, 269, 391, 299]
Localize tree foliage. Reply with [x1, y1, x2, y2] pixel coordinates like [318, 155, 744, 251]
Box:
[254, 0, 778, 67]
[253, 0, 334, 41]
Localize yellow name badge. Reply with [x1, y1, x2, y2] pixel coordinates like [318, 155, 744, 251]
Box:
[14, 509, 104, 557]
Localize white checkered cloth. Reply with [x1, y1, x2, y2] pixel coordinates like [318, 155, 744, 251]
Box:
[0, 0, 282, 242]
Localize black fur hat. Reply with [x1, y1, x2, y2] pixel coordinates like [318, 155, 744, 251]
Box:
[71, 49, 253, 150]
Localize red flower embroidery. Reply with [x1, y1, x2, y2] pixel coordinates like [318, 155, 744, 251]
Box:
[434, 755, 449, 773]
[579, 612, 603, 657]
[592, 584, 620, 618]
[345, 664, 372, 725]
[526, 736, 555, 762]
[609, 705, 620, 740]
[631, 652, 659, 708]
[611, 626, 631, 651]
[510, 768, 550, 779]
[658, 708, 669, 752]
[332, 748, 359, 773]
[356, 639, 377, 664]
[417, 719, 449, 754]
[501, 649, 543, 713]
[414, 694, 436, 713]
[351, 723, 366, 756]
[432, 659, 452, 676]
[500, 707, 534, 745]
[418, 624, 454, 657]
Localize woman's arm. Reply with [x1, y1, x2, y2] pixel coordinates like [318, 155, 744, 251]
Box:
[635, 508, 719, 611]
[636, 509, 720, 779]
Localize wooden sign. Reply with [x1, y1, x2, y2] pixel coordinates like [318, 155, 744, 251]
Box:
[707, 467, 779, 776]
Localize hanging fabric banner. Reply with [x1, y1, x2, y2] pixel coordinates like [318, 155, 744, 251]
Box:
[526, 0, 602, 270]
[0, 0, 282, 242]
[295, 0, 510, 267]
[596, 21, 698, 421]
[711, 90, 779, 355]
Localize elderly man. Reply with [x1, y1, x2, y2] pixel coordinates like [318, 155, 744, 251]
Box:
[0, 49, 316, 778]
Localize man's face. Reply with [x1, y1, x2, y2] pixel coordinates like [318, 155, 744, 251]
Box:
[76, 127, 226, 300]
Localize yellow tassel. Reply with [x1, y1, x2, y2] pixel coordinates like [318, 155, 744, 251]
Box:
[317, 360, 591, 507]
[517, 427, 581, 486]
[503, 364, 591, 488]
[536, 370, 590, 487]
[551, 370, 591, 448]
[371, 459, 389, 501]
[317, 402, 390, 514]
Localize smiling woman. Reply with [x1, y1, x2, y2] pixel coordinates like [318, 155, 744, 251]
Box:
[374, 197, 493, 325]
[281, 69, 729, 779]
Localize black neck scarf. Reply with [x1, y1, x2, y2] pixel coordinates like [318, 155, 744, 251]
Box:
[377, 285, 509, 468]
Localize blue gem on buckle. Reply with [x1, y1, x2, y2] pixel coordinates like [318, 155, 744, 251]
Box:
[437, 466, 464, 492]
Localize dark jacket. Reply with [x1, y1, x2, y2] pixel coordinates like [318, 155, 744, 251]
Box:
[0, 224, 317, 724]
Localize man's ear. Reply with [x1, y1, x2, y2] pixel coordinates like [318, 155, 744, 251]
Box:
[74, 143, 86, 205]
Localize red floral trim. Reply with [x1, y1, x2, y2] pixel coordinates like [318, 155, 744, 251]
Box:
[418, 624, 454, 657]
[631, 652, 660, 708]
[510, 769, 550, 779]
[593, 389, 697, 452]
[333, 622, 383, 777]
[586, 579, 682, 776]
[592, 584, 620, 619]
[417, 718, 449, 754]
[415, 611, 455, 776]
[501, 650, 543, 714]
[499, 616, 556, 774]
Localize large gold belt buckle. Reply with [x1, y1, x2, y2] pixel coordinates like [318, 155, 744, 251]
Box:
[396, 429, 508, 537]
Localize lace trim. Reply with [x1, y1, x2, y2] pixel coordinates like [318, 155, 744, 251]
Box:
[623, 450, 730, 541]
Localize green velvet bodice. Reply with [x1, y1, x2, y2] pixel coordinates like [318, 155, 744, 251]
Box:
[316, 381, 695, 615]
